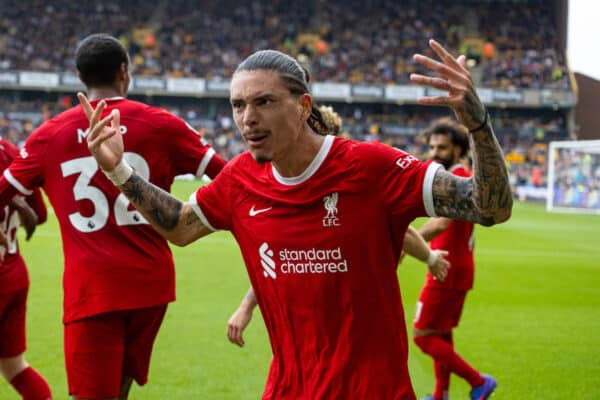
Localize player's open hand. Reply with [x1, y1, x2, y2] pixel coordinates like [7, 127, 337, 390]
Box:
[410, 39, 486, 131]
[428, 249, 450, 282]
[78, 92, 124, 172]
[227, 306, 253, 347]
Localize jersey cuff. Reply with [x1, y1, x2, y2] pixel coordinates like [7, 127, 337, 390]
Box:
[188, 192, 217, 232]
[423, 162, 443, 217]
[3, 170, 33, 195]
[195, 148, 216, 178]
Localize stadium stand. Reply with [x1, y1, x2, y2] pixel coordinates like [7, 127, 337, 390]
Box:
[0, 0, 575, 197]
[0, 0, 570, 88]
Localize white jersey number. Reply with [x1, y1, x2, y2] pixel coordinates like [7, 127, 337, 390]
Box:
[0, 206, 21, 256]
[60, 153, 150, 232]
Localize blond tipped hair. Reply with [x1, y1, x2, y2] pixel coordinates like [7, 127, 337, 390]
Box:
[318, 105, 343, 136]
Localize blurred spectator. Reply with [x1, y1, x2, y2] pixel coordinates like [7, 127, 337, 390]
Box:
[0, 0, 570, 89]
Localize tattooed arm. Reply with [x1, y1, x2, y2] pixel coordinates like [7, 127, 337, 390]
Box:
[78, 93, 211, 246]
[410, 39, 512, 225]
[118, 173, 212, 245]
[431, 123, 512, 225]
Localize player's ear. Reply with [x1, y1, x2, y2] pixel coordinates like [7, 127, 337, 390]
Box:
[299, 94, 312, 121]
[119, 62, 127, 76]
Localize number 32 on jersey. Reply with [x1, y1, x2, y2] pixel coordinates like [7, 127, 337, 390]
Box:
[60, 152, 149, 232]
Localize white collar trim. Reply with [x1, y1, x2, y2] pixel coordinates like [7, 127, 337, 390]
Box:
[449, 163, 462, 172]
[272, 135, 334, 186]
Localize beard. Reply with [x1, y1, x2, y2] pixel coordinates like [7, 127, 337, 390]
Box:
[256, 157, 269, 163]
[254, 154, 271, 164]
[433, 157, 452, 170]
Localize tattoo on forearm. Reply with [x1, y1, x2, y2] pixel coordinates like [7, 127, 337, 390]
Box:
[461, 94, 485, 128]
[432, 124, 512, 225]
[120, 173, 182, 231]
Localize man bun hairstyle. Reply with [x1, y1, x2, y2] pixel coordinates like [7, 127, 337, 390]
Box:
[76, 33, 129, 87]
[234, 50, 329, 135]
[318, 105, 343, 136]
[423, 117, 470, 157]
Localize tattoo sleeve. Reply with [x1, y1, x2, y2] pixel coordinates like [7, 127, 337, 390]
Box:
[432, 123, 513, 225]
[119, 172, 183, 231]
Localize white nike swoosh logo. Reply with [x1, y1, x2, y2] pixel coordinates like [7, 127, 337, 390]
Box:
[249, 205, 272, 217]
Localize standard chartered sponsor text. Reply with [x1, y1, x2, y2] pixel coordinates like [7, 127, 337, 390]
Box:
[279, 247, 348, 274]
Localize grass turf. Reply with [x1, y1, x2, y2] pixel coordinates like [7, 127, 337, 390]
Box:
[2, 179, 598, 399]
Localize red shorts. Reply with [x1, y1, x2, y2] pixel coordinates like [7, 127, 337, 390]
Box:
[0, 287, 28, 357]
[64, 304, 167, 399]
[413, 287, 467, 331]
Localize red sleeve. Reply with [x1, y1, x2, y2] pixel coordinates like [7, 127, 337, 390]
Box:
[0, 175, 19, 209]
[163, 113, 226, 179]
[364, 143, 442, 220]
[189, 162, 234, 231]
[205, 153, 227, 179]
[4, 129, 46, 198]
[0, 140, 21, 208]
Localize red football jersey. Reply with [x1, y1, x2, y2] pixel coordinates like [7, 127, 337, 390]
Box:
[2, 97, 225, 322]
[0, 139, 47, 292]
[426, 164, 475, 291]
[191, 136, 441, 399]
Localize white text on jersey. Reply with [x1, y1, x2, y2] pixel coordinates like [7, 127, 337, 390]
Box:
[77, 125, 128, 144]
[259, 242, 348, 279]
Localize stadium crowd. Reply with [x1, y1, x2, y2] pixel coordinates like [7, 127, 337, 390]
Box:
[0, 0, 574, 197]
[0, 92, 567, 193]
[552, 148, 600, 209]
[0, 0, 569, 89]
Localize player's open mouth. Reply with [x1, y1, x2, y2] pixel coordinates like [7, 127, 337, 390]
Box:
[244, 133, 268, 147]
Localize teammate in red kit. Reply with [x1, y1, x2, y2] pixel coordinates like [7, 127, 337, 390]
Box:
[413, 118, 496, 400]
[82, 39, 512, 399]
[0, 138, 52, 400]
[0, 34, 226, 400]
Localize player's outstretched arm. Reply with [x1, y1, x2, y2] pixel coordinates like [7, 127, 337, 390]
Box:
[410, 40, 512, 225]
[227, 287, 258, 347]
[79, 93, 211, 246]
[418, 217, 451, 242]
[403, 226, 449, 282]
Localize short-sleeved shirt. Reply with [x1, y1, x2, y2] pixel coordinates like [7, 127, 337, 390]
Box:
[0, 139, 32, 292]
[3, 98, 225, 323]
[191, 136, 440, 399]
[425, 164, 475, 291]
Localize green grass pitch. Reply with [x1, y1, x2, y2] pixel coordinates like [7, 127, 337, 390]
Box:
[2, 179, 598, 399]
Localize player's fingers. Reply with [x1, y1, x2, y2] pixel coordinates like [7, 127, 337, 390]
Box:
[410, 73, 451, 92]
[232, 328, 243, 347]
[110, 109, 120, 131]
[87, 113, 114, 142]
[89, 100, 106, 128]
[227, 324, 236, 343]
[87, 129, 118, 155]
[412, 55, 470, 86]
[415, 95, 450, 107]
[456, 55, 469, 73]
[77, 92, 94, 120]
[429, 39, 463, 71]
[410, 73, 469, 95]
